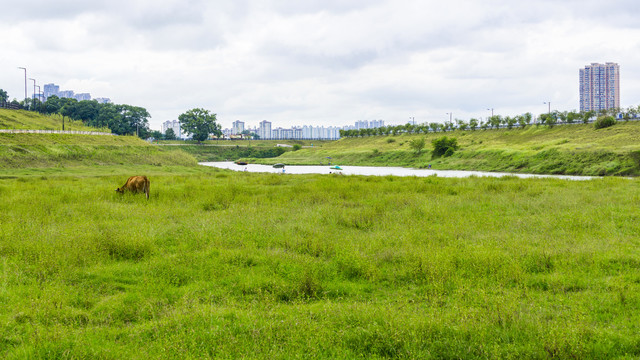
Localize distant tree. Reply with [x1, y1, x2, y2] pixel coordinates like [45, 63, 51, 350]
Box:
[43, 95, 62, 115]
[164, 128, 177, 140]
[74, 100, 100, 124]
[0, 89, 8, 103]
[150, 130, 163, 140]
[582, 110, 595, 124]
[469, 118, 479, 131]
[429, 122, 440, 133]
[557, 111, 567, 124]
[432, 136, 459, 158]
[408, 137, 426, 154]
[489, 115, 502, 129]
[623, 106, 636, 121]
[95, 103, 120, 129]
[566, 110, 580, 124]
[539, 112, 558, 127]
[178, 108, 221, 143]
[292, 144, 302, 151]
[505, 116, 517, 129]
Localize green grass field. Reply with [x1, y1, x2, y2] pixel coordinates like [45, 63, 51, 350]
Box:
[1, 166, 639, 358]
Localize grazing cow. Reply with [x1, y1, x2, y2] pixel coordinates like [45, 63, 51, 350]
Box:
[116, 175, 150, 199]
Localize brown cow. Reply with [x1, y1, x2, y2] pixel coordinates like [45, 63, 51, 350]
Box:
[116, 175, 150, 199]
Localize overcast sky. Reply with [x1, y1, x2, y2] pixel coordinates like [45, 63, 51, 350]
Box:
[1, 0, 639, 130]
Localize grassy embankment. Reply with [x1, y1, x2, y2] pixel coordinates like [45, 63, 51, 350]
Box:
[255, 122, 640, 176]
[2, 109, 640, 357]
[0, 110, 196, 172]
[156, 139, 330, 163]
[0, 108, 109, 132]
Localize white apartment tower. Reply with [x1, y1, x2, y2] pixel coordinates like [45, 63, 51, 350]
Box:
[258, 120, 272, 140]
[579, 62, 620, 112]
[162, 120, 182, 139]
[232, 120, 245, 135]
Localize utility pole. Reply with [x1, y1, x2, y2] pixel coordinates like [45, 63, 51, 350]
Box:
[487, 108, 494, 119]
[36, 85, 41, 112]
[18, 67, 27, 105]
[28, 78, 36, 110]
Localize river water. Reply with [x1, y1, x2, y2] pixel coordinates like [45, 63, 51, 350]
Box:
[200, 162, 596, 180]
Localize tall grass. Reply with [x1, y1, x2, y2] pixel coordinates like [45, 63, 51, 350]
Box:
[1, 168, 639, 358]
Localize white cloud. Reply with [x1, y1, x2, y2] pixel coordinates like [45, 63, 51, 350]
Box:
[1, 0, 639, 131]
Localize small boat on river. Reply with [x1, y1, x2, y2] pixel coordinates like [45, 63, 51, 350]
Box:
[273, 163, 285, 168]
[235, 161, 248, 165]
[329, 165, 342, 170]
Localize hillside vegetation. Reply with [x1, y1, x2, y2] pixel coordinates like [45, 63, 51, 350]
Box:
[0, 110, 196, 169]
[268, 122, 640, 176]
[0, 108, 109, 132]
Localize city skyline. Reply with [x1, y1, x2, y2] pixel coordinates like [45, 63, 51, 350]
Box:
[2, 1, 640, 131]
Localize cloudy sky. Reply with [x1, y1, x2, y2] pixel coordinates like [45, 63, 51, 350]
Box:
[1, 0, 639, 130]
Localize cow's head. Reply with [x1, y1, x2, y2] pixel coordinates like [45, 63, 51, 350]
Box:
[115, 187, 124, 194]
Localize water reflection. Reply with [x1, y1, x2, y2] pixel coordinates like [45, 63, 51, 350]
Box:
[200, 162, 595, 181]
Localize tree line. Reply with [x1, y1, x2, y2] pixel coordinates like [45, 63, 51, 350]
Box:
[339, 106, 640, 138]
[0, 88, 151, 138]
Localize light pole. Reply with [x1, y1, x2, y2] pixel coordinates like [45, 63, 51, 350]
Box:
[28, 78, 36, 110]
[487, 108, 493, 119]
[409, 116, 415, 125]
[36, 85, 41, 112]
[446, 112, 452, 122]
[18, 67, 27, 104]
[544, 101, 550, 114]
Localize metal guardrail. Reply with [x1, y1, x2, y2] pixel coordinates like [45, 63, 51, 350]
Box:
[0, 129, 115, 135]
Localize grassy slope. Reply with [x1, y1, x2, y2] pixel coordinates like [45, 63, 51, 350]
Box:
[270, 122, 640, 176]
[0, 110, 197, 169]
[1, 169, 639, 358]
[0, 109, 109, 132]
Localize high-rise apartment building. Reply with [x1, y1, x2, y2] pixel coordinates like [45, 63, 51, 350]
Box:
[258, 120, 272, 140]
[232, 120, 245, 135]
[579, 62, 620, 112]
[162, 120, 182, 139]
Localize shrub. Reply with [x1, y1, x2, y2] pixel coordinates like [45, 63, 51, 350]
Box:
[292, 144, 302, 151]
[594, 115, 617, 129]
[386, 138, 396, 144]
[431, 136, 459, 158]
[409, 138, 426, 154]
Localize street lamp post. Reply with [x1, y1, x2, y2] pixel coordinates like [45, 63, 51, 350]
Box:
[36, 85, 41, 112]
[487, 108, 494, 119]
[544, 101, 550, 114]
[18, 67, 27, 105]
[28, 78, 36, 110]
[409, 116, 415, 125]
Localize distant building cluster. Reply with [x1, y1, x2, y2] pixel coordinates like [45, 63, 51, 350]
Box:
[222, 119, 386, 140]
[43, 83, 111, 104]
[579, 62, 620, 113]
[171, 119, 386, 140]
[161, 120, 183, 139]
